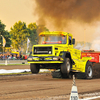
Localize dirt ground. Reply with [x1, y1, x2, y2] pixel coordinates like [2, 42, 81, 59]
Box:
[0, 65, 30, 70]
[0, 65, 100, 100]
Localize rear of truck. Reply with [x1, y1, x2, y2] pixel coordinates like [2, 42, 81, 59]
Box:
[81, 51, 100, 63]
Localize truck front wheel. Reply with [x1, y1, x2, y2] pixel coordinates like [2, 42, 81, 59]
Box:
[60, 58, 71, 78]
[30, 64, 40, 74]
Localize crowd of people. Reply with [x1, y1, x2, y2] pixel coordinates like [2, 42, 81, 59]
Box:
[0, 53, 28, 60]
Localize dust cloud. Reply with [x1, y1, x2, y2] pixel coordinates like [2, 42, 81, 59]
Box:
[33, 0, 100, 42]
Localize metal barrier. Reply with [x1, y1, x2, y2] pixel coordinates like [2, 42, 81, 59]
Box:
[0, 60, 28, 64]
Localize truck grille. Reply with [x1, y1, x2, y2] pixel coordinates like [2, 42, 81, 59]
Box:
[34, 47, 52, 54]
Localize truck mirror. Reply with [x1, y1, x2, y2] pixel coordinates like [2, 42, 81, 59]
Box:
[72, 38, 75, 44]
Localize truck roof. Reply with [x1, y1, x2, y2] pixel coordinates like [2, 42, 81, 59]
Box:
[39, 31, 72, 36]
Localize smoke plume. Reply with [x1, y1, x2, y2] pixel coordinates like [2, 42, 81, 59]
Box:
[90, 24, 100, 51]
[34, 0, 100, 27]
[32, 0, 100, 43]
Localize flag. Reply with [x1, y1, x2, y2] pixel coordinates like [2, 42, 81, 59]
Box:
[2, 36, 6, 47]
[26, 38, 30, 54]
[27, 38, 30, 49]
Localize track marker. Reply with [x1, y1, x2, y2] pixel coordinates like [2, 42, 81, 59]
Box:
[69, 75, 79, 100]
[5, 60, 8, 65]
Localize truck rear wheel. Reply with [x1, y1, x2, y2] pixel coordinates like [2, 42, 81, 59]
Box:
[60, 58, 71, 78]
[86, 63, 93, 79]
[77, 61, 93, 79]
[30, 64, 40, 74]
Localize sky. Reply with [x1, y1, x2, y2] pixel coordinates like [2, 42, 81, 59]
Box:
[0, 0, 38, 31]
[0, 0, 100, 44]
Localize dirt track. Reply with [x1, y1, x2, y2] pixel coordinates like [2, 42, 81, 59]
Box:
[0, 65, 100, 100]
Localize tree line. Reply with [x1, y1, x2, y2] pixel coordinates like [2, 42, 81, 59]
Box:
[0, 20, 49, 52]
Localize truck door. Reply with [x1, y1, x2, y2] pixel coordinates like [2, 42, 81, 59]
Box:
[68, 36, 81, 59]
[68, 36, 73, 48]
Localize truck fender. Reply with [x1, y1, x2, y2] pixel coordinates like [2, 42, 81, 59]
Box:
[59, 51, 74, 65]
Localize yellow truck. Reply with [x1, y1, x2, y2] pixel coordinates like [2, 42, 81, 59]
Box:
[5, 47, 19, 56]
[27, 31, 93, 79]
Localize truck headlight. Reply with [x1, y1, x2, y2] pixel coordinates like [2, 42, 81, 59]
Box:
[33, 57, 39, 61]
[49, 51, 52, 54]
[45, 57, 52, 60]
[60, 58, 63, 61]
[53, 57, 58, 60]
[53, 57, 63, 61]
[28, 57, 33, 60]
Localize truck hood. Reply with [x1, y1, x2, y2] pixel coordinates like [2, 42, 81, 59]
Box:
[33, 44, 68, 48]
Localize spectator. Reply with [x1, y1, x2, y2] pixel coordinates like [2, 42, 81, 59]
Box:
[8, 54, 13, 60]
[16, 54, 20, 59]
[22, 55, 25, 60]
[62, 36, 66, 44]
[20, 55, 22, 60]
[0, 54, 3, 60]
[13, 54, 17, 60]
[29, 52, 32, 56]
[2, 54, 6, 60]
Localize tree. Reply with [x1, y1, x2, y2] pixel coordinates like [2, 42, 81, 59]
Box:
[0, 20, 6, 51]
[0, 20, 5, 51]
[37, 25, 49, 35]
[0, 20, 5, 33]
[0, 20, 11, 52]
[28, 23, 37, 30]
[28, 23, 49, 44]
[10, 21, 30, 50]
[3, 31, 11, 47]
[28, 23, 38, 45]
[27, 23, 49, 52]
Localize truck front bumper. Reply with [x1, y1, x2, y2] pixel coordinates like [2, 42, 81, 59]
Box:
[27, 56, 63, 64]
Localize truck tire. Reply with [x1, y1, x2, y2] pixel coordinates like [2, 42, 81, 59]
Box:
[60, 58, 71, 78]
[51, 70, 62, 78]
[77, 61, 93, 79]
[30, 64, 40, 74]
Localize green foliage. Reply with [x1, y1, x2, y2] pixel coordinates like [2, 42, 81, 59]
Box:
[28, 23, 38, 46]
[10, 21, 30, 50]
[0, 20, 49, 53]
[28, 24, 49, 43]
[0, 20, 6, 51]
[37, 25, 49, 35]
[28, 23, 37, 30]
[27, 23, 49, 52]
[3, 31, 11, 47]
[0, 20, 5, 32]
[0, 20, 11, 51]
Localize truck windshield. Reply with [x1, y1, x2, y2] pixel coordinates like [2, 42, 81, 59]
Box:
[39, 35, 67, 44]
